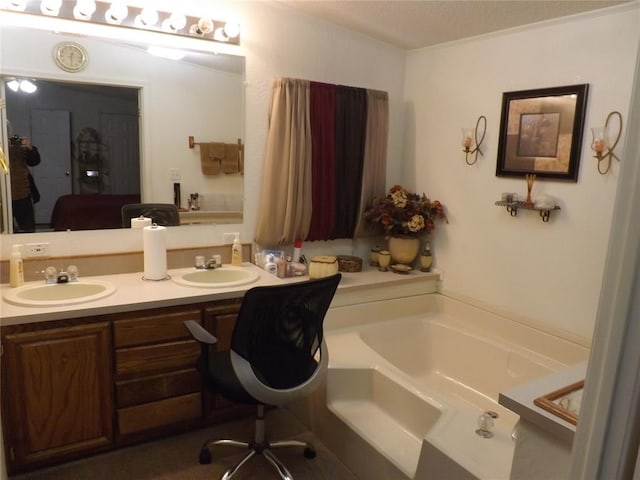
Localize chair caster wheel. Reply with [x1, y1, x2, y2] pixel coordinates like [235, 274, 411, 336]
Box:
[304, 446, 316, 459]
[199, 448, 212, 464]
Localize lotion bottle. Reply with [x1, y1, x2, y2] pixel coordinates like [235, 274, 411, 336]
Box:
[9, 244, 24, 288]
[231, 233, 243, 265]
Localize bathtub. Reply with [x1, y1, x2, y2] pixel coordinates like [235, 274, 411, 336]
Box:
[317, 293, 589, 480]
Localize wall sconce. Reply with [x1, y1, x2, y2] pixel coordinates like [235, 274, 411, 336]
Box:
[461, 115, 487, 165]
[0, 1, 241, 46]
[591, 111, 622, 175]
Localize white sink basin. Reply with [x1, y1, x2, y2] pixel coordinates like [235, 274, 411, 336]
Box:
[172, 266, 259, 288]
[3, 280, 116, 307]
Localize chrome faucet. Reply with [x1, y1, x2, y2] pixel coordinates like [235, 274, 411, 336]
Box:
[196, 255, 222, 270]
[44, 265, 79, 283]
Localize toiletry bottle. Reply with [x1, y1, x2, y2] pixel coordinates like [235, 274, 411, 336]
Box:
[9, 244, 24, 288]
[293, 239, 302, 263]
[231, 233, 243, 265]
[264, 254, 277, 275]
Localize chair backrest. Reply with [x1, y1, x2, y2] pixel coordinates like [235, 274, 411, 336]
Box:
[230, 274, 341, 403]
[121, 203, 180, 227]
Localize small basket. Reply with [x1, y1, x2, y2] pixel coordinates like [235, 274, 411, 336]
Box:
[337, 255, 363, 272]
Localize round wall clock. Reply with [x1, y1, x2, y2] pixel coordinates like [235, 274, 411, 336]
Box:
[53, 42, 88, 73]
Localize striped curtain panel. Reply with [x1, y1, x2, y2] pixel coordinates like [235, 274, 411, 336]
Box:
[255, 78, 388, 246]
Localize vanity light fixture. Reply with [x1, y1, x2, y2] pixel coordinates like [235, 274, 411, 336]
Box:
[461, 115, 487, 165]
[591, 111, 622, 175]
[0, 1, 241, 46]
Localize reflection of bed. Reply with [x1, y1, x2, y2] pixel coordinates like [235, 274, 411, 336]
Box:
[50, 194, 141, 231]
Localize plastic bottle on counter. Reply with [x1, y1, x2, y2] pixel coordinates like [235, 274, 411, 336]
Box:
[292, 239, 302, 263]
[9, 244, 24, 288]
[264, 254, 278, 275]
[231, 233, 243, 265]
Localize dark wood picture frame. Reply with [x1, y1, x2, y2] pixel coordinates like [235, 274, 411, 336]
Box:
[496, 84, 589, 182]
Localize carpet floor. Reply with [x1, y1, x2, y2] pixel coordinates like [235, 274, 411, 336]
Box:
[10, 409, 358, 480]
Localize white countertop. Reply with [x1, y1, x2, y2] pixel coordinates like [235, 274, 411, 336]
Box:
[0, 263, 440, 326]
[499, 361, 587, 443]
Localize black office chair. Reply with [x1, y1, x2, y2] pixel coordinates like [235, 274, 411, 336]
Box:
[121, 203, 180, 227]
[184, 273, 341, 480]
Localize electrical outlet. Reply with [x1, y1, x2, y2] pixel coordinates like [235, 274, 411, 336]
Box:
[26, 242, 51, 258]
[223, 233, 236, 244]
[169, 168, 181, 181]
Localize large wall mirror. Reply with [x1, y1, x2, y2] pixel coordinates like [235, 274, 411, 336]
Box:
[1, 22, 245, 234]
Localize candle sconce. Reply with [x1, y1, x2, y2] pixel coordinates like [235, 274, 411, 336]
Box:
[461, 115, 487, 165]
[591, 111, 622, 175]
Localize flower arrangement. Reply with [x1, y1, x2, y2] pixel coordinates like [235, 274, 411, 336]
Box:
[363, 185, 447, 237]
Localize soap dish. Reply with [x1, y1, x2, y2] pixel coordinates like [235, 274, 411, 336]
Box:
[391, 264, 412, 274]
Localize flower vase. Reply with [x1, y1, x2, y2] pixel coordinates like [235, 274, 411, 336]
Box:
[388, 236, 421, 266]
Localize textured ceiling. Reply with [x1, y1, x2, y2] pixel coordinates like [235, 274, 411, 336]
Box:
[278, 0, 630, 50]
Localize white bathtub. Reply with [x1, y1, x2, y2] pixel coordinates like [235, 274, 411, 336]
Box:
[319, 294, 589, 480]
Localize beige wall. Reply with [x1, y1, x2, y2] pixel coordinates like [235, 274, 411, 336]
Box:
[404, 5, 640, 340]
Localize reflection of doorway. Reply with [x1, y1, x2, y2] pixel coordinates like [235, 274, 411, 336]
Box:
[30, 109, 72, 226]
[101, 113, 139, 194]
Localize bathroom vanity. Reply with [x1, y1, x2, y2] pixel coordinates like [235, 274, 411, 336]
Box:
[1, 265, 439, 474]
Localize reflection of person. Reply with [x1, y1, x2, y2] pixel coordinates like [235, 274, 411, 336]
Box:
[9, 135, 41, 233]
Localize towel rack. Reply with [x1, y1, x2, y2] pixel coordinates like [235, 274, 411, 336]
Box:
[188, 136, 243, 151]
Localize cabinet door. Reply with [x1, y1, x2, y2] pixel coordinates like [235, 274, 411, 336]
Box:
[2, 322, 113, 473]
[203, 299, 243, 416]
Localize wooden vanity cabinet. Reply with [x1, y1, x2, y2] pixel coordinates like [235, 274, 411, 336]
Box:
[112, 306, 203, 439]
[1, 321, 114, 473]
[1, 298, 248, 474]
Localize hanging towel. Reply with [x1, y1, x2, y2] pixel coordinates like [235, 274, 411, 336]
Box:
[200, 142, 225, 175]
[223, 142, 240, 174]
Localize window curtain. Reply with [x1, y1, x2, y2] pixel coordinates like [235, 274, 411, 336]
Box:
[354, 89, 389, 236]
[333, 86, 368, 238]
[255, 78, 312, 246]
[306, 82, 336, 241]
[255, 78, 388, 246]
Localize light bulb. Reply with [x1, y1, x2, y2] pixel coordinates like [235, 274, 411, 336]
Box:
[223, 22, 240, 39]
[169, 12, 187, 31]
[7, 0, 27, 11]
[197, 17, 214, 34]
[135, 8, 159, 27]
[73, 0, 96, 20]
[105, 1, 128, 25]
[7, 79, 20, 92]
[40, 0, 62, 16]
[19, 79, 37, 93]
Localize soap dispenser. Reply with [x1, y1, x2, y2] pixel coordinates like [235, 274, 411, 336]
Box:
[231, 233, 243, 265]
[9, 244, 24, 287]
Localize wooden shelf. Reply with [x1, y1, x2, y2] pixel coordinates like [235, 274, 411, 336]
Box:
[495, 200, 560, 223]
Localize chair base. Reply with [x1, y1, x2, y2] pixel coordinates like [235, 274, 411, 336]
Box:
[199, 405, 316, 480]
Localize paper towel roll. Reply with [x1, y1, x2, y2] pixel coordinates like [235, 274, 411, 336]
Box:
[143, 225, 167, 280]
[131, 216, 152, 228]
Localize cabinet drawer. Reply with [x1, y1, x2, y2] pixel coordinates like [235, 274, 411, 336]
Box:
[115, 340, 200, 377]
[115, 368, 201, 408]
[117, 393, 201, 435]
[113, 309, 201, 348]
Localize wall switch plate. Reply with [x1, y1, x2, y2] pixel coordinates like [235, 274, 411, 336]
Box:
[169, 168, 181, 181]
[26, 242, 51, 257]
[222, 233, 236, 244]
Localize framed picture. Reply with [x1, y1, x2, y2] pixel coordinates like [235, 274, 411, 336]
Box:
[533, 380, 584, 426]
[496, 84, 589, 182]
